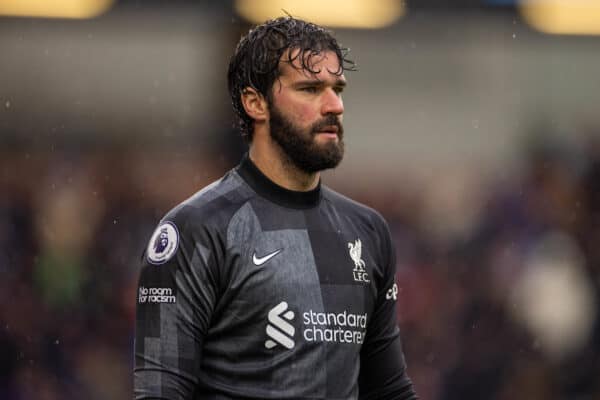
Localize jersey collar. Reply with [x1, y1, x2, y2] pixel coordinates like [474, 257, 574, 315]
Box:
[236, 153, 322, 209]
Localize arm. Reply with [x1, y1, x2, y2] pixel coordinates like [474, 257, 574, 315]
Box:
[359, 221, 417, 400]
[134, 211, 221, 399]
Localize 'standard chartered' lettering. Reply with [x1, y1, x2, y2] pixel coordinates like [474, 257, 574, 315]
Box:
[302, 310, 368, 344]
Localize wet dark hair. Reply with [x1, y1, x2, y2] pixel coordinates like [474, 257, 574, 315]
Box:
[227, 16, 356, 141]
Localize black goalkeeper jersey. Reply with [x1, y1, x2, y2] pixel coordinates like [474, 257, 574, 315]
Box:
[134, 155, 417, 400]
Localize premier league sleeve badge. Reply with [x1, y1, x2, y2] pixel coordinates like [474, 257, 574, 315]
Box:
[146, 221, 179, 265]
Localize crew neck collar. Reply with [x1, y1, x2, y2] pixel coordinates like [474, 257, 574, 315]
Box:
[236, 153, 322, 209]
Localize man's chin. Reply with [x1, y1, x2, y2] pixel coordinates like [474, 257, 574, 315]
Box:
[305, 145, 344, 171]
[282, 144, 344, 173]
[322, 139, 343, 155]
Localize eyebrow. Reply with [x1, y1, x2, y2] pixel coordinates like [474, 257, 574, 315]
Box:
[293, 79, 347, 88]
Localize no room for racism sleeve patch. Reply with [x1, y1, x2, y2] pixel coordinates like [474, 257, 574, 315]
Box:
[146, 221, 179, 265]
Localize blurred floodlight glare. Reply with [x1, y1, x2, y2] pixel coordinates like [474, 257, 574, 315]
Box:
[234, 0, 405, 29]
[520, 0, 600, 35]
[0, 0, 114, 19]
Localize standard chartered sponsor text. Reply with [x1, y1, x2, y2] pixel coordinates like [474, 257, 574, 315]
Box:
[302, 310, 367, 344]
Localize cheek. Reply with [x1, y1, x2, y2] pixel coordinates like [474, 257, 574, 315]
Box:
[297, 104, 318, 123]
[291, 103, 320, 128]
[275, 94, 319, 125]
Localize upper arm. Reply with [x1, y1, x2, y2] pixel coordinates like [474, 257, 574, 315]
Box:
[134, 211, 221, 399]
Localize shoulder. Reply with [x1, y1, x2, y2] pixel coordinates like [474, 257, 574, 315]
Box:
[144, 169, 254, 265]
[322, 185, 389, 233]
[321, 186, 395, 279]
[160, 169, 254, 237]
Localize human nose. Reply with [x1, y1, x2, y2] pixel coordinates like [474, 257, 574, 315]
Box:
[321, 88, 344, 116]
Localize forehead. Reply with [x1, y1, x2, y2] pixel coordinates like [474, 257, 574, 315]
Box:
[278, 49, 345, 82]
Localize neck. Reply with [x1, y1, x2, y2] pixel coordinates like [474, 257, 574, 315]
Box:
[249, 140, 320, 192]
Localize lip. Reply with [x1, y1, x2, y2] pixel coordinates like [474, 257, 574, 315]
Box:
[315, 132, 339, 140]
[318, 125, 339, 134]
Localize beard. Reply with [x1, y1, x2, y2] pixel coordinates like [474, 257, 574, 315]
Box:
[269, 104, 345, 174]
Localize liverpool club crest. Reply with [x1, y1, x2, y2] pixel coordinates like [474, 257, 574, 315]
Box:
[348, 239, 370, 283]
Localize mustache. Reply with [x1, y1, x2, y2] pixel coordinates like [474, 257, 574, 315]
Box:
[310, 114, 343, 136]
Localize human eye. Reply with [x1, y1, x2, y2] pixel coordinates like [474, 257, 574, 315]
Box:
[333, 86, 345, 95]
[300, 86, 318, 93]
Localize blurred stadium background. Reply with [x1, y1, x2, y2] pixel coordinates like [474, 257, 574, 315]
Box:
[2, 0, 600, 398]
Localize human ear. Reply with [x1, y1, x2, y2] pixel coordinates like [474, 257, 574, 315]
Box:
[241, 87, 268, 122]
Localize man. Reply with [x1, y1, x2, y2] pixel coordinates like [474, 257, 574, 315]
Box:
[134, 16, 417, 399]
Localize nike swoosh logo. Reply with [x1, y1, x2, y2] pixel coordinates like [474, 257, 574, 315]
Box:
[253, 249, 282, 266]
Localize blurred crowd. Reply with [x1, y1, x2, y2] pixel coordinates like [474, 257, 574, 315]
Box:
[1, 133, 600, 399]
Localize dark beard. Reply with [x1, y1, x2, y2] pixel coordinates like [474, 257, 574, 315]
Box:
[269, 104, 344, 174]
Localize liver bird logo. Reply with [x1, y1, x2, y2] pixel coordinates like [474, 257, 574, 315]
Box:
[348, 239, 366, 272]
